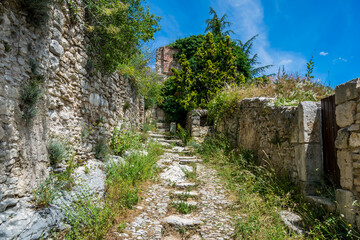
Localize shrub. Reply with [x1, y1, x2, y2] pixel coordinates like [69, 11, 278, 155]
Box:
[176, 124, 191, 145]
[118, 50, 164, 110]
[94, 138, 110, 160]
[33, 175, 61, 209]
[17, 0, 52, 27]
[48, 138, 68, 165]
[110, 127, 143, 156]
[21, 76, 44, 124]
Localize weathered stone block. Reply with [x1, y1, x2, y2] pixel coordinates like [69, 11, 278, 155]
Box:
[336, 189, 356, 225]
[349, 133, 360, 147]
[335, 128, 349, 149]
[50, 40, 64, 57]
[296, 143, 323, 182]
[348, 124, 360, 131]
[335, 78, 360, 105]
[337, 150, 353, 190]
[297, 102, 321, 143]
[336, 101, 356, 127]
[0, 126, 4, 141]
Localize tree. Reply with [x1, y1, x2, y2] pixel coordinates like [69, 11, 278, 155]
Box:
[161, 32, 239, 120]
[205, 7, 234, 37]
[85, 0, 161, 72]
[236, 35, 272, 76]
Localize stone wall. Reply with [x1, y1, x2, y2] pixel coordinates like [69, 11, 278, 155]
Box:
[186, 109, 210, 141]
[0, 0, 144, 208]
[334, 78, 360, 226]
[213, 98, 323, 189]
[156, 46, 179, 79]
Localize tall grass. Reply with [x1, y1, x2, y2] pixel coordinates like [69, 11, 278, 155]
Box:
[64, 133, 163, 239]
[207, 70, 334, 124]
[197, 134, 359, 239]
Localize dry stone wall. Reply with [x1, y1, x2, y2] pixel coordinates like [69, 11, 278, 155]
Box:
[212, 98, 323, 190]
[334, 78, 360, 226]
[0, 0, 144, 209]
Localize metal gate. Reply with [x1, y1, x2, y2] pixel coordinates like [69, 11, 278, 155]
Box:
[321, 95, 340, 187]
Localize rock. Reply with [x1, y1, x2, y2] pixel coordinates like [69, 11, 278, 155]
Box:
[335, 128, 349, 149]
[336, 189, 356, 225]
[172, 201, 197, 206]
[336, 101, 356, 128]
[160, 163, 192, 183]
[163, 215, 203, 228]
[173, 191, 199, 198]
[349, 133, 360, 147]
[73, 159, 106, 197]
[0, 126, 5, 140]
[179, 159, 203, 165]
[51, 28, 62, 42]
[89, 93, 101, 107]
[174, 182, 196, 189]
[335, 78, 360, 105]
[305, 196, 336, 212]
[0, 198, 18, 212]
[279, 210, 305, 235]
[50, 40, 64, 57]
[337, 150, 353, 190]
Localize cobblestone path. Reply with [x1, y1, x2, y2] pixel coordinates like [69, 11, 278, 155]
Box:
[112, 123, 238, 240]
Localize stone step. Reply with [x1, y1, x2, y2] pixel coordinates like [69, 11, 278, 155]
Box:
[150, 133, 170, 139]
[172, 191, 199, 198]
[174, 182, 196, 189]
[180, 159, 203, 165]
[172, 201, 198, 206]
[162, 215, 203, 229]
[160, 139, 182, 144]
[305, 195, 336, 212]
[179, 156, 197, 159]
[157, 122, 169, 128]
[156, 129, 169, 133]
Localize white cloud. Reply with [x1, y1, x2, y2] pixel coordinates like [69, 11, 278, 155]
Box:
[320, 51, 328, 56]
[279, 59, 293, 65]
[339, 57, 348, 62]
[211, 0, 307, 74]
[332, 57, 348, 64]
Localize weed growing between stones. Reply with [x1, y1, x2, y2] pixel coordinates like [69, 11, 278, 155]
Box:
[117, 221, 127, 233]
[180, 163, 197, 182]
[64, 136, 163, 239]
[32, 175, 61, 209]
[20, 75, 44, 125]
[176, 124, 191, 145]
[48, 138, 69, 165]
[171, 201, 196, 214]
[197, 134, 360, 239]
[94, 137, 110, 160]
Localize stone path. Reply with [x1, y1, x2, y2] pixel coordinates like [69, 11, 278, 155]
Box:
[113, 123, 238, 240]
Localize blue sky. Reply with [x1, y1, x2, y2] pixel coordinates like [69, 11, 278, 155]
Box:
[146, 0, 359, 87]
